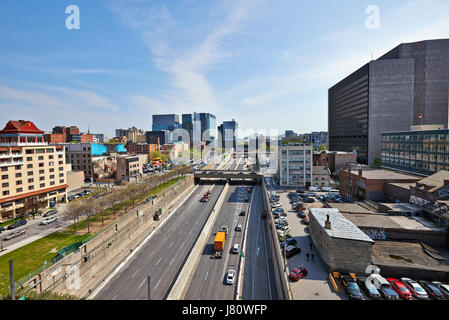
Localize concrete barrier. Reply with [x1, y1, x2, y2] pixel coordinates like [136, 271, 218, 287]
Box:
[261, 178, 292, 300]
[23, 175, 196, 298]
[167, 182, 230, 300]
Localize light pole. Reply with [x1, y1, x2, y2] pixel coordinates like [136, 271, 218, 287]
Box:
[147, 275, 151, 300]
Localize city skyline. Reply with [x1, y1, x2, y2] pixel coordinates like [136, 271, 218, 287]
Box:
[2, 0, 449, 137]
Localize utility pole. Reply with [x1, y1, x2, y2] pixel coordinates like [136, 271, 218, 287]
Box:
[147, 275, 151, 300]
[9, 259, 15, 300]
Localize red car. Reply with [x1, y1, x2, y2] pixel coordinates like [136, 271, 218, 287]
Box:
[289, 267, 308, 282]
[302, 217, 309, 225]
[387, 278, 412, 299]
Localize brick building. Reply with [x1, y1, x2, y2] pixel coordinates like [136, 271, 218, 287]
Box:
[338, 165, 420, 201]
[313, 151, 357, 174]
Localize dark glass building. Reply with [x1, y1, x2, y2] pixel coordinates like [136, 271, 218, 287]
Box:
[152, 114, 181, 132]
[381, 129, 449, 176]
[329, 39, 449, 165]
[145, 130, 171, 145]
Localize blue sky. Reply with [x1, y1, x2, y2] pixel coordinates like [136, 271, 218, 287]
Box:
[1, 0, 449, 138]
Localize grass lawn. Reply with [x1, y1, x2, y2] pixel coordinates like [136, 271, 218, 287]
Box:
[0, 231, 90, 298]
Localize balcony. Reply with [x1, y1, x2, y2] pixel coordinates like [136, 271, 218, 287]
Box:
[0, 153, 12, 159]
[0, 159, 24, 167]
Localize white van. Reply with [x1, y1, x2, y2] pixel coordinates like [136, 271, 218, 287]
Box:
[309, 186, 320, 192]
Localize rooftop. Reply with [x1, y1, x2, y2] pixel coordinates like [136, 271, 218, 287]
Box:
[309, 208, 374, 243]
[414, 170, 449, 192]
[342, 168, 420, 180]
[327, 203, 375, 214]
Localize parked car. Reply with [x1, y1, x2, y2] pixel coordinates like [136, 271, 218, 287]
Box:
[418, 280, 445, 299]
[3, 230, 26, 241]
[431, 281, 449, 299]
[39, 216, 58, 225]
[387, 278, 412, 299]
[43, 209, 58, 218]
[372, 274, 400, 300]
[289, 267, 308, 282]
[302, 217, 309, 225]
[240, 210, 246, 216]
[68, 195, 74, 201]
[280, 238, 297, 249]
[297, 211, 307, 218]
[49, 201, 56, 207]
[272, 203, 281, 208]
[273, 208, 284, 214]
[285, 245, 301, 258]
[7, 219, 27, 230]
[0, 227, 5, 233]
[341, 274, 363, 300]
[276, 226, 291, 234]
[357, 276, 381, 299]
[304, 197, 315, 203]
[401, 278, 428, 299]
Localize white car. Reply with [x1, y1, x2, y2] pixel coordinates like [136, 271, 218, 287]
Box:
[40, 216, 58, 225]
[235, 224, 242, 231]
[276, 226, 291, 234]
[232, 244, 240, 254]
[401, 278, 428, 299]
[274, 218, 287, 224]
[432, 281, 449, 298]
[226, 270, 236, 285]
[272, 203, 282, 208]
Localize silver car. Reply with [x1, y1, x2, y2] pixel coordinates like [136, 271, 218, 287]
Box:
[40, 216, 58, 225]
[226, 270, 236, 285]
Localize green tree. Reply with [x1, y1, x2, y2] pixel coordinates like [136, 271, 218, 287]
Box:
[373, 157, 382, 168]
[318, 144, 328, 151]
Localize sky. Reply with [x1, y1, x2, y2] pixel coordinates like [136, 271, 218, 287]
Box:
[1, 0, 449, 138]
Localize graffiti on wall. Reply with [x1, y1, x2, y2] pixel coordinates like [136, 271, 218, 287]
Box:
[361, 228, 386, 240]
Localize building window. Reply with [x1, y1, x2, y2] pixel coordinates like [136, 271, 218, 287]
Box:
[49, 168, 54, 173]
[49, 155, 54, 159]
[1, 175, 8, 180]
[40, 176, 45, 181]
[1, 167, 7, 172]
[50, 181, 55, 186]
[59, 173, 64, 177]
[16, 188, 23, 193]
[58, 161, 63, 165]
[59, 167, 64, 171]
[50, 175, 55, 179]
[59, 179, 64, 184]
[15, 165, 21, 170]
[28, 186, 34, 190]
[26, 150, 34, 154]
[28, 178, 34, 183]
[15, 173, 22, 178]
[39, 163, 44, 167]
[59, 155, 63, 159]
[27, 171, 33, 176]
[39, 170, 44, 174]
[27, 164, 33, 168]
[2, 191, 9, 196]
[40, 183, 45, 188]
[2, 183, 8, 188]
[38, 156, 44, 160]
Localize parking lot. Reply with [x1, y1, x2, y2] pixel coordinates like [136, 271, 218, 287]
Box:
[268, 186, 449, 300]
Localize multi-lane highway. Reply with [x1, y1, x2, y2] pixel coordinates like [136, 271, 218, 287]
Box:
[93, 160, 235, 300]
[184, 184, 251, 299]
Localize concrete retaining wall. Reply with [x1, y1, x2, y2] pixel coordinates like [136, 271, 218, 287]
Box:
[261, 178, 292, 300]
[24, 175, 195, 298]
[167, 182, 230, 300]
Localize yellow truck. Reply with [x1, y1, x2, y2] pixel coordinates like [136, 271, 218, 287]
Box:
[214, 232, 226, 259]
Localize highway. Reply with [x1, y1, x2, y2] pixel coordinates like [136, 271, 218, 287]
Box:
[94, 160, 235, 300]
[184, 158, 278, 300]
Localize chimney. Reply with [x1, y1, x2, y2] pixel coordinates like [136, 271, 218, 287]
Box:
[358, 166, 363, 177]
[325, 214, 331, 230]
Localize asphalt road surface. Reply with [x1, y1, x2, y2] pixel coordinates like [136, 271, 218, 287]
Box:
[95, 160, 236, 300]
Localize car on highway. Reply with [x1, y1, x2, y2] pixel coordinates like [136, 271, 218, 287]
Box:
[289, 267, 308, 282]
[226, 270, 236, 285]
[3, 230, 26, 241]
[400, 278, 428, 299]
[418, 280, 445, 299]
[39, 216, 58, 225]
[43, 209, 58, 218]
[7, 219, 27, 230]
[280, 238, 297, 249]
[235, 224, 243, 231]
[341, 274, 363, 300]
[302, 217, 309, 225]
[387, 278, 412, 299]
[432, 281, 449, 298]
[357, 276, 381, 299]
[232, 244, 240, 254]
[285, 245, 301, 258]
[240, 210, 246, 216]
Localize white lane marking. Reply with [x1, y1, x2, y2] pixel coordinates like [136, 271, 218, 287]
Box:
[88, 184, 199, 299]
[205, 271, 209, 281]
[168, 241, 173, 248]
[169, 257, 175, 266]
[113, 294, 118, 300]
[131, 269, 140, 278]
[154, 279, 161, 290]
[257, 246, 260, 257]
[155, 257, 162, 266]
[138, 279, 146, 290]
